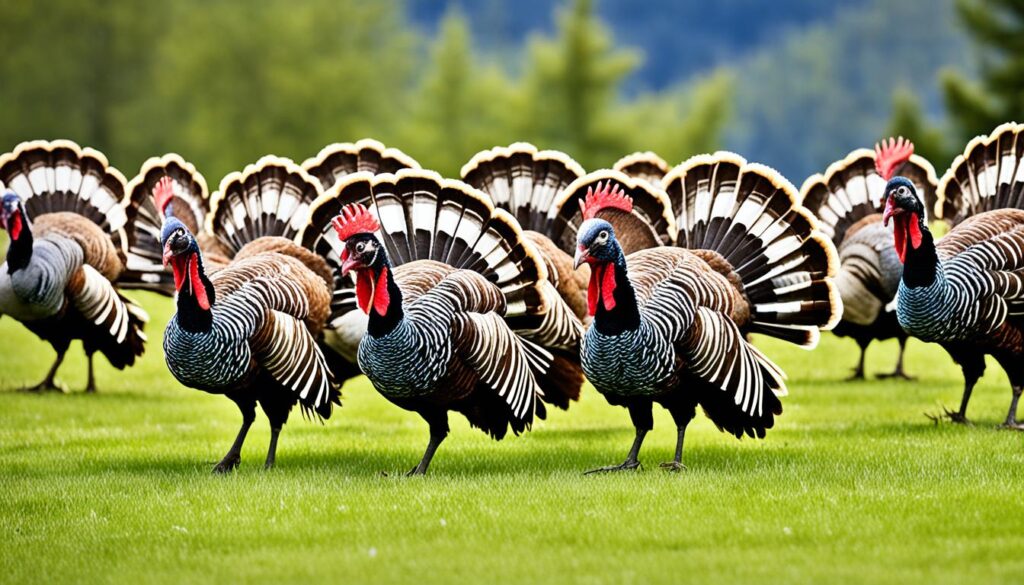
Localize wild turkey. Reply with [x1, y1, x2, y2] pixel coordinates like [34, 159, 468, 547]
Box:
[297, 169, 558, 475]
[0, 140, 156, 393]
[302, 138, 419, 192]
[569, 155, 840, 472]
[158, 156, 342, 472]
[460, 142, 588, 407]
[613, 151, 671, 187]
[125, 153, 231, 281]
[892, 122, 1024, 428]
[801, 138, 938, 379]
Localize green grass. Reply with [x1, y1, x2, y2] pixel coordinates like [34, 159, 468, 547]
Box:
[2, 291, 1023, 584]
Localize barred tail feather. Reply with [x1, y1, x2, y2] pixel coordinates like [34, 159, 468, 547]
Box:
[207, 156, 324, 255]
[800, 147, 938, 244]
[460, 142, 585, 234]
[612, 151, 670, 187]
[0, 139, 130, 260]
[938, 122, 1024, 226]
[664, 152, 841, 347]
[121, 154, 212, 294]
[548, 169, 677, 255]
[302, 139, 420, 192]
[299, 169, 550, 329]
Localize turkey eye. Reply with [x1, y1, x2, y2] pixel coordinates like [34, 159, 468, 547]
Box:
[598, 230, 608, 241]
[175, 228, 184, 238]
[356, 243, 366, 253]
[897, 186, 908, 196]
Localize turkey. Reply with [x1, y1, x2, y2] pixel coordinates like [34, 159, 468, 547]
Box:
[891, 122, 1024, 428]
[801, 137, 938, 379]
[570, 155, 840, 472]
[158, 156, 342, 472]
[0, 140, 156, 393]
[297, 169, 556, 475]
[460, 142, 589, 407]
[612, 151, 671, 187]
[125, 153, 231, 282]
[302, 138, 420, 192]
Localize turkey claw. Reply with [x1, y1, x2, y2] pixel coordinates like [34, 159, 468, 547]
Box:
[659, 461, 686, 472]
[925, 406, 971, 425]
[584, 460, 641, 475]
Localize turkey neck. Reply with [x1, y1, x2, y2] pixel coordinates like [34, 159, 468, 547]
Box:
[900, 222, 940, 289]
[592, 253, 641, 336]
[365, 257, 405, 338]
[175, 251, 215, 333]
[5, 218, 33, 273]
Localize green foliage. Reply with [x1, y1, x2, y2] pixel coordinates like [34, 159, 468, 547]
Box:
[943, 0, 1024, 142]
[0, 0, 730, 185]
[886, 88, 953, 170]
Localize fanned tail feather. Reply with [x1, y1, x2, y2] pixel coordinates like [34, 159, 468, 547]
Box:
[460, 142, 585, 234]
[122, 154, 212, 294]
[612, 151, 670, 187]
[664, 152, 842, 347]
[302, 139, 420, 192]
[0, 139, 131, 262]
[207, 156, 324, 255]
[547, 169, 676, 255]
[801, 147, 938, 244]
[938, 122, 1024, 226]
[299, 169, 550, 331]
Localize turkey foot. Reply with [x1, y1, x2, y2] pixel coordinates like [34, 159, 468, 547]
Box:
[876, 368, 915, 381]
[659, 461, 686, 472]
[999, 421, 1024, 431]
[22, 380, 67, 393]
[212, 452, 241, 474]
[925, 406, 971, 425]
[584, 459, 641, 475]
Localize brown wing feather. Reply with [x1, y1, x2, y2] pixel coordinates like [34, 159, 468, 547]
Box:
[34, 212, 124, 281]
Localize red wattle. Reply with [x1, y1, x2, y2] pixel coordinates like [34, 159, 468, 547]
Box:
[356, 271, 374, 314]
[373, 267, 390, 316]
[601, 262, 617, 311]
[171, 256, 187, 291]
[893, 216, 907, 264]
[908, 213, 923, 249]
[188, 253, 210, 310]
[8, 212, 22, 241]
[587, 265, 600, 317]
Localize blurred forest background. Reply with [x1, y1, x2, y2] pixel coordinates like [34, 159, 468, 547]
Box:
[0, 0, 1019, 185]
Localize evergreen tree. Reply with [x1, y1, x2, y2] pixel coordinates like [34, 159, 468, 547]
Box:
[886, 88, 951, 169]
[943, 0, 1024, 142]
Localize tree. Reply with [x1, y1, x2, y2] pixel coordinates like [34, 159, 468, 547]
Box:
[402, 9, 518, 177]
[943, 0, 1024, 143]
[515, 0, 640, 167]
[886, 88, 951, 169]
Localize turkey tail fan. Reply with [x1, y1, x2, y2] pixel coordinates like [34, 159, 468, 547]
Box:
[937, 122, 1024, 227]
[0, 139, 130, 261]
[612, 151, 670, 187]
[548, 169, 677, 255]
[121, 154, 211, 294]
[800, 147, 938, 245]
[302, 138, 420, 192]
[664, 151, 841, 348]
[207, 155, 324, 255]
[460, 142, 585, 234]
[299, 169, 549, 330]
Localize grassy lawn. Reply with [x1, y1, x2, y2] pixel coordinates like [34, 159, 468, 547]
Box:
[2, 291, 1023, 584]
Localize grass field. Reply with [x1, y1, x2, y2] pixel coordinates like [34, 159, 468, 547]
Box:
[2, 291, 1023, 584]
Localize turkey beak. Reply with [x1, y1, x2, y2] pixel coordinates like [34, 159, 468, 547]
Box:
[341, 257, 359, 277]
[882, 196, 898, 226]
[573, 246, 588, 270]
[162, 241, 174, 267]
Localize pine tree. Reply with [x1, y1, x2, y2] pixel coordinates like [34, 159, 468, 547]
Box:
[886, 88, 951, 169]
[943, 0, 1024, 142]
